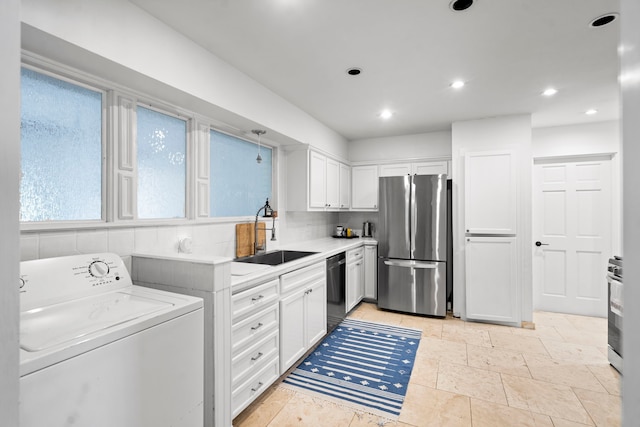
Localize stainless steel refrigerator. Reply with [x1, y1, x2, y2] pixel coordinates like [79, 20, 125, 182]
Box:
[377, 174, 447, 317]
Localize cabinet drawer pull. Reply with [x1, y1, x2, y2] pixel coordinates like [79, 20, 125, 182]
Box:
[251, 382, 264, 393]
[251, 352, 264, 361]
[251, 295, 265, 302]
[251, 322, 263, 331]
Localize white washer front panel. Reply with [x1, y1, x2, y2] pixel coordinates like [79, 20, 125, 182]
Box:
[20, 309, 204, 427]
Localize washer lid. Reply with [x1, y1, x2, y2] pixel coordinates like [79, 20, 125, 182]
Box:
[20, 291, 172, 352]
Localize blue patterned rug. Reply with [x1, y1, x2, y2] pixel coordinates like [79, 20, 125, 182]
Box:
[281, 318, 422, 418]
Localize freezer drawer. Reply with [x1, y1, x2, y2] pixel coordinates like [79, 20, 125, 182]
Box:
[377, 258, 446, 317]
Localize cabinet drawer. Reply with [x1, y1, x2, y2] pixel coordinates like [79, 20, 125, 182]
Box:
[280, 262, 325, 295]
[232, 328, 279, 388]
[232, 304, 278, 353]
[347, 248, 364, 263]
[232, 278, 279, 320]
[232, 356, 280, 418]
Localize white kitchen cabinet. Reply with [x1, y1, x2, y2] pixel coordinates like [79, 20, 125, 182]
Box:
[379, 161, 448, 177]
[231, 277, 280, 417]
[363, 243, 377, 301]
[412, 160, 448, 176]
[465, 236, 519, 324]
[351, 165, 378, 210]
[346, 248, 364, 312]
[464, 150, 516, 235]
[309, 150, 327, 208]
[339, 162, 351, 209]
[287, 148, 347, 211]
[379, 163, 411, 177]
[325, 157, 340, 208]
[279, 262, 327, 374]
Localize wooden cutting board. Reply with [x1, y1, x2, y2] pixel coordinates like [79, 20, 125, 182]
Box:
[236, 222, 265, 258]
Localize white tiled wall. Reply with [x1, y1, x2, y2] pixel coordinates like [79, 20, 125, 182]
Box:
[20, 211, 338, 267]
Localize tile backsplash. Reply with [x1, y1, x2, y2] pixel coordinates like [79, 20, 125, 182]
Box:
[20, 211, 341, 268]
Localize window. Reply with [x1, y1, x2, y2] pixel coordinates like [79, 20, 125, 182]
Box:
[136, 106, 187, 219]
[20, 67, 103, 221]
[209, 129, 272, 217]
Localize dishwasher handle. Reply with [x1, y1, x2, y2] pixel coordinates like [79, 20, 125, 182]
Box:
[384, 259, 438, 269]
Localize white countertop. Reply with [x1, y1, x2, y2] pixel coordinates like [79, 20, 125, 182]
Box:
[230, 237, 377, 291]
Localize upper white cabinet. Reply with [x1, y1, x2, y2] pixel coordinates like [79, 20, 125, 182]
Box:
[464, 150, 516, 235]
[379, 161, 448, 177]
[287, 148, 350, 211]
[308, 151, 327, 208]
[412, 161, 448, 176]
[351, 165, 379, 210]
[379, 163, 411, 177]
[339, 163, 351, 209]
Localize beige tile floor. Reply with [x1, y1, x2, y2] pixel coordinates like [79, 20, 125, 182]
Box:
[233, 303, 621, 427]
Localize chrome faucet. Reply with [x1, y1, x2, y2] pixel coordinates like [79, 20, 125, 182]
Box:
[254, 200, 276, 255]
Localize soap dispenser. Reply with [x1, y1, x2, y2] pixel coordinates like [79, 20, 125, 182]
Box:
[263, 198, 273, 217]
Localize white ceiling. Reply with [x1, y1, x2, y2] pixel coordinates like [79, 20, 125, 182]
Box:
[130, 0, 620, 141]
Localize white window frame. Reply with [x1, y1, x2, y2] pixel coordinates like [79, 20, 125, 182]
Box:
[19, 52, 279, 232]
[19, 62, 108, 230]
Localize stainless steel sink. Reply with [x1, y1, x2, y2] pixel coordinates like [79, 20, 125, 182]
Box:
[235, 250, 318, 266]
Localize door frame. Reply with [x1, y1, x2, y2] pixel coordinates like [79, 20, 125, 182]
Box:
[532, 153, 621, 316]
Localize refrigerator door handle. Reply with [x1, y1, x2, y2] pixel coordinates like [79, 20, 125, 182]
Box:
[384, 259, 438, 269]
[405, 176, 411, 253]
[410, 175, 417, 258]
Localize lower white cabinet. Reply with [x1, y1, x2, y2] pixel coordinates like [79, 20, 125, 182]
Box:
[230, 278, 280, 417]
[363, 243, 377, 300]
[346, 248, 364, 312]
[279, 262, 327, 374]
[465, 236, 519, 324]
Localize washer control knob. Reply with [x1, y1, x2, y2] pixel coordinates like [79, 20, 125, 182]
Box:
[89, 261, 110, 278]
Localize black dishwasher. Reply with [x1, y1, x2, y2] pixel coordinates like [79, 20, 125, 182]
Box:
[326, 252, 346, 331]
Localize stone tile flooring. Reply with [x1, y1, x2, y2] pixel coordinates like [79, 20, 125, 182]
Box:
[233, 303, 621, 427]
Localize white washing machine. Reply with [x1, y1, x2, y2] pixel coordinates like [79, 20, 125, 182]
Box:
[19, 253, 204, 427]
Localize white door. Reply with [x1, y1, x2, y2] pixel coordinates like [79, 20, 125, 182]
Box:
[533, 158, 612, 317]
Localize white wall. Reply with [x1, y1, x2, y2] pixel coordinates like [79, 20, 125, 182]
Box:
[0, 0, 20, 424]
[451, 114, 533, 323]
[21, 0, 348, 159]
[348, 130, 452, 162]
[621, 0, 640, 423]
[533, 120, 620, 158]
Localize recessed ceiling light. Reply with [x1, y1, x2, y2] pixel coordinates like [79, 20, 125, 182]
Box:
[585, 109, 598, 115]
[449, 0, 473, 12]
[450, 80, 465, 89]
[346, 67, 362, 76]
[379, 109, 393, 119]
[542, 88, 558, 96]
[590, 13, 618, 28]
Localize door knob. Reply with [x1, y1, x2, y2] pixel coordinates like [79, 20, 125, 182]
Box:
[535, 241, 549, 247]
